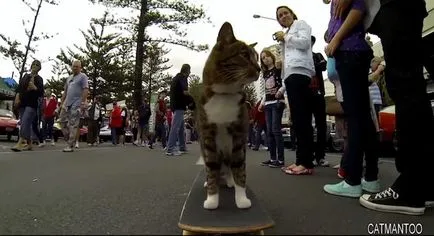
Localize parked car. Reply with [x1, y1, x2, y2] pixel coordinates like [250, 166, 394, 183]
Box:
[378, 100, 434, 153]
[0, 109, 19, 141]
[99, 125, 133, 143]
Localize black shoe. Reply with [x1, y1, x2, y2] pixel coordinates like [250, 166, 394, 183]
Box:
[269, 161, 284, 168]
[260, 160, 273, 166]
[359, 188, 425, 215]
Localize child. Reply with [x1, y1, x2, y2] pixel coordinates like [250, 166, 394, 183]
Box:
[323, 0, 380, 198]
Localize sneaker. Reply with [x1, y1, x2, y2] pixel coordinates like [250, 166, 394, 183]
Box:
[75, 142, 79, 148]
[332, 164, 340, 169]
[51, 140, 55, 146]
[337, 168, 345, 179]
[269, 161, 284, 168]
[426, 201, 434, 207]
[359, 188, 425, 215]
[323, 180, 362, 198]
[38, 141, 46, 147]
[314, 159, 329, 167]
[21, 144, 33, 151]
[362, 178, 381, 193]
[260, 160, 273, 166]
[63, 146, 73, 152]
[179, 150, 188, 154]
[166, 151, 181, 156]
[11, 143, 25, 152]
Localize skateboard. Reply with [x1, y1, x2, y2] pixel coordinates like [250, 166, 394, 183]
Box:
[178, 169, 275, 235]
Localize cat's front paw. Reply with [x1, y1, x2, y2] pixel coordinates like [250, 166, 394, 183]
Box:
[203, 194, 219, 210]
[235, 196, 252, 209]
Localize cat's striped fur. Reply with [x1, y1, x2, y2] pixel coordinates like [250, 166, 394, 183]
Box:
[196, 22, 260, 209]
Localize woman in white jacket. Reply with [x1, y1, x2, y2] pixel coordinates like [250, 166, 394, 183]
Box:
[274, 6, 316, 175]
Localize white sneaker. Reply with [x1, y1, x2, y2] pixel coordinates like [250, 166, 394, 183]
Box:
[75, 142, 79, 148]
[38, 141, 46, 147]
[63, 146, 73, 152]
[51, 140, 55, 146]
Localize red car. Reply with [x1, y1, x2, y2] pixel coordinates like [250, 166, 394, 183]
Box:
[0, 108, 19, 141]
[378, 100, 434, 153]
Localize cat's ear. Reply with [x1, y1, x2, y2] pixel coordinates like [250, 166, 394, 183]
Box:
[249, 42, 258, 48]
[217, 22, 236, 45]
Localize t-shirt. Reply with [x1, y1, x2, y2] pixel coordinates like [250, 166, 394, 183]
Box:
[15, 74, 44, 109]
[169, 73, 188, 111]
[327, 0, 370, 51]
[64, 73, 89, 107]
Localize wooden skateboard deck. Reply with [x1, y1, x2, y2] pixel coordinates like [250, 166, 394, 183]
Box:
[178, 169, 275, 235]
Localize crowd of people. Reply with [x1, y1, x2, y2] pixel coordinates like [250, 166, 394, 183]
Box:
[9, 60, 197, 154]
[249, 0, 433, 216]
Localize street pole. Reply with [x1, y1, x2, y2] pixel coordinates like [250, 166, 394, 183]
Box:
[252, 14, 276, 22]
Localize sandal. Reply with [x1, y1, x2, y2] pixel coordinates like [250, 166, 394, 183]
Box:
[281, 163, 297, 172]
[285, 167, 313, 175]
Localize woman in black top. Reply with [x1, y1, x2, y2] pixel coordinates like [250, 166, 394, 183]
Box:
[11, 60, 44, 151]
[258, 50, 286, 168]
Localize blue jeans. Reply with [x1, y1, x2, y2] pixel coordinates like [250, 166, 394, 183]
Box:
[111, 128, 117, 144]
[254, 123, 267, 149]
[152, 122, 167, 148]
[166, 110, 186, 153]
[42, 117, 55, 140]
[19, 107, 36, 140]
[335, 50, 378, 185]
[264, 102, 285, 162]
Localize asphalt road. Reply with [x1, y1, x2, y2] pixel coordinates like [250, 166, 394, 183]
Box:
[0, 141, 433, 235]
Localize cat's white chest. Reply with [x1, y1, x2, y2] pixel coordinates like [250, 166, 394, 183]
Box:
[203, 93, 242, 124]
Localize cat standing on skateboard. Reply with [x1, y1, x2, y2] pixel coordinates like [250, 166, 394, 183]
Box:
[196, 22, 260, 210]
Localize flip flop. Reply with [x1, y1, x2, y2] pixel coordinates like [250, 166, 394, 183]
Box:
[285, 168, 313, 175]
[281, 164, 297, 172]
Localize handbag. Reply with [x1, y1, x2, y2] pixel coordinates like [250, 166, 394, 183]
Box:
[325, 95, 344, 116]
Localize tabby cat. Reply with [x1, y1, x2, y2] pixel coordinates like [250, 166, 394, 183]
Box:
[197, 22, 260, 210]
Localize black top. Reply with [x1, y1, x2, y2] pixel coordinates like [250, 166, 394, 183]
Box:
[138, 102, 151, 126]
[15, 73, 44, 109]
[263, 68, 282, 103]
[121, 107, 128, 128]
[312, 52, 327, 96]
[380, 0, 427, 17]
[170, 73, 189, 111]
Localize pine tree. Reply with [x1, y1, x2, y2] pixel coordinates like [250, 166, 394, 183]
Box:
[89, 0, 210, 109]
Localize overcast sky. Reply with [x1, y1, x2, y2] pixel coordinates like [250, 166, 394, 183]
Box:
[0, 0, 379, 82]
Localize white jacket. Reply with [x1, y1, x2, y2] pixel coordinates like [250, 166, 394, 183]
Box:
[279, 20, 315, 94]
